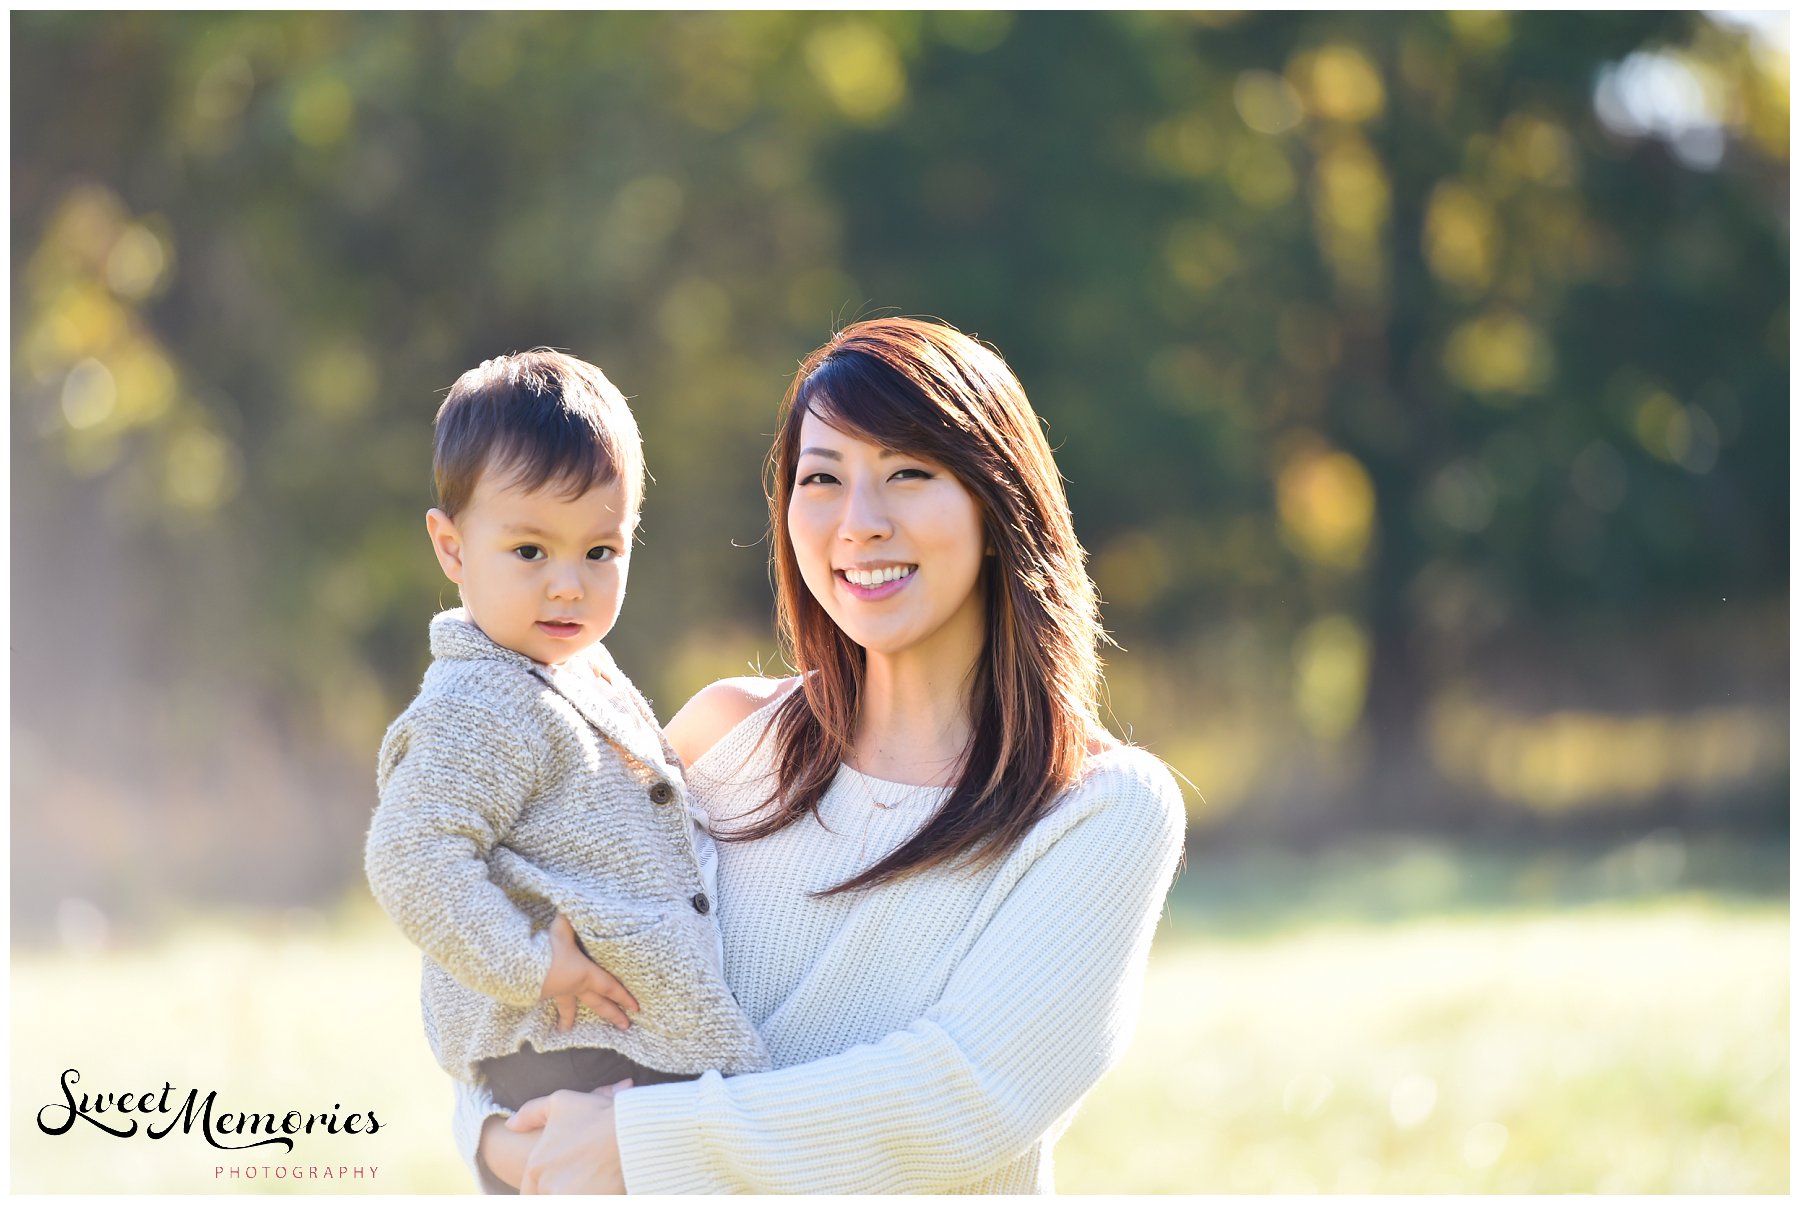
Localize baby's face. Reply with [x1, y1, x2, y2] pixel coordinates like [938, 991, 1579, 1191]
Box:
[429, 469, 634, 666]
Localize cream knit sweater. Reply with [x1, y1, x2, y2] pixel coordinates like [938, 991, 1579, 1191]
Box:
[368, 610, 767, 1086]
[454, 688, 1185, 1193]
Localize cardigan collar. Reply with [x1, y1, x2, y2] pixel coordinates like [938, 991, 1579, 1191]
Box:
[428, 608, 676, 777]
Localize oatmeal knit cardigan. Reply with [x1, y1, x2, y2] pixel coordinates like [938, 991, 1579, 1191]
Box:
[366, 609, 768, 1086]
[453, 687, 1186, 1193]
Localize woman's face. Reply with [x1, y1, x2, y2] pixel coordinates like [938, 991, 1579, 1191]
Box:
[787, 408, 987, 668]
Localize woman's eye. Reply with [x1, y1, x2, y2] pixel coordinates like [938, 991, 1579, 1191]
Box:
[798, 471, 839, 487]
[587, 546, 614, 562]
[891, 468, 932, 482]
[515, 545, 544, 562]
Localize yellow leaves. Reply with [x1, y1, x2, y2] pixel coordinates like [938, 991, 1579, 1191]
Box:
[297, 339, 380, 421]
[1446, 11, 1511, 54]
[1443, 310, 1553, 398]
[1311, 132, 1390, 298]
[1497, 114, 1577, 187]
[1292, 614, 1371, 742]
[107, 339, 179, 428]
[1290, 45, 1385, 125]
[1276, 434, 1376, 571]
[1144, 111, 1221, 177]
[104, 222, 173, 301]
[656, 277, 733, 353]
[60, 359, 116, 431]
[1234, 70, 1304, 135]
[805, 22, 906, 125]
[288, 74, 353, 148]
[1429, 690, 1787, 812]
[1164, 221, 1241, 294]
[1424, 182, 1498, 295]
[1315, 135, 1389, 237]
[1634, 390, 1722, 473]
[1094, 530, 1171, 610]
[1227, 139, 1299, 208]
[162, 425, 242, 515]
[184, 52, 255, 155]
[21, 183, 241, 515]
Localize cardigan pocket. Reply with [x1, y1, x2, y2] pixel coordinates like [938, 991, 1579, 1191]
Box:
[561, 904, 772, 1076]
[561, 908, 700, 1043]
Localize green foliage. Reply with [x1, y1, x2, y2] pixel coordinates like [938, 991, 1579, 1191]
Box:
[8, 14, 1788, 914]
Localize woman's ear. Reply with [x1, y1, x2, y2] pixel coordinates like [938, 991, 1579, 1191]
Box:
[425, 508, 467, 585]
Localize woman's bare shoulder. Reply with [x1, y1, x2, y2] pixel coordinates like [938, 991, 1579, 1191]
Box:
[665, 675, 801, 768]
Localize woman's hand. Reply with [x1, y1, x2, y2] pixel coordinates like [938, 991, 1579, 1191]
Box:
[506, 1079, 632, 1194]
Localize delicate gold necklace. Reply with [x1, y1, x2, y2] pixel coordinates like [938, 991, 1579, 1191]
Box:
[844, 758, 901, 810]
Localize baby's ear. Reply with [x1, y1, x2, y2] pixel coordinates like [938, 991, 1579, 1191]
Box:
[424, 508, 466, 584]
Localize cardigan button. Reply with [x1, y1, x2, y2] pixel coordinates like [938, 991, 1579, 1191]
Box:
[648, 781, 674, 805]
[691, 893, 710, 915]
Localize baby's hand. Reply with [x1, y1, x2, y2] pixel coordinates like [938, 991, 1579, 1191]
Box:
[541, 914, 640, 1033]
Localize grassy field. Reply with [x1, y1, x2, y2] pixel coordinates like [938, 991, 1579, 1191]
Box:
[11, 843, 1788, 1193]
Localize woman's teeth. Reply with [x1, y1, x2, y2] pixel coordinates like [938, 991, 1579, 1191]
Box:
[844, 565, 915, 587]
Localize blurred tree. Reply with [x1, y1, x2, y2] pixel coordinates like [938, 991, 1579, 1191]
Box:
[8, 12, 1787, 923]
[807, 11, 1786, 830]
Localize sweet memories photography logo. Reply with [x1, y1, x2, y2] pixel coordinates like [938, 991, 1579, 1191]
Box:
[36, 1068, 382, 1153]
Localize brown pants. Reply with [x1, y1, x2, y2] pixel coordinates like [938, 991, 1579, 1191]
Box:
[473, 1045, 697, 1195]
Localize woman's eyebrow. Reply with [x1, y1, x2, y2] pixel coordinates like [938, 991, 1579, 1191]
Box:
[798, 447, 842, 460]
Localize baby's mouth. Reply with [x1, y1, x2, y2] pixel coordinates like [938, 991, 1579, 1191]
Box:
[536, 620, 584, 638]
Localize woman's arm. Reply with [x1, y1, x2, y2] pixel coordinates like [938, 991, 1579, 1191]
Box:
[607, 765, 1185, 1193]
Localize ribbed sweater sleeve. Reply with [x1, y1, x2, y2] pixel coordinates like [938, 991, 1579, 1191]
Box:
[452, 1077, 514, 1193]
[366, 696, 553, 1009]
[613, 768, 1185, 1193]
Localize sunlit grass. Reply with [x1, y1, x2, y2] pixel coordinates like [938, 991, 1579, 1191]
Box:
[1060, 902, 1788, 1193]
[12, 889, 1786, 1192]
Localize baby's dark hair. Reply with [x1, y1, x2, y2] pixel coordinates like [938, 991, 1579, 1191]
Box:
[433, 349, 644, 519]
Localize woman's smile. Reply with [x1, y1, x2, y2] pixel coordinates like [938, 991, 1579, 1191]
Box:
[836, 562, 917, 600]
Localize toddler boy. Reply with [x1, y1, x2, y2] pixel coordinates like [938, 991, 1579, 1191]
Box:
[365, 350, 767, 1189]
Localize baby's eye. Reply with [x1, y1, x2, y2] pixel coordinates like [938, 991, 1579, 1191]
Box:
[798, 471, 840, 487]
[587, 546, 615, 562]
[514, 545, 544, 562]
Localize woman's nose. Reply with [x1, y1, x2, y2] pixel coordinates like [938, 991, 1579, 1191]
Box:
[839, 479, 892, 542]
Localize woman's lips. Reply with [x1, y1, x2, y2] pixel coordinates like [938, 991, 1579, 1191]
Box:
[836, 568, 916, 601]
[536, 620, 584, 638]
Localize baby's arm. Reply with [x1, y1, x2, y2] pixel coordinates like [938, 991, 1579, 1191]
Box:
[366, 695, 554, 1007]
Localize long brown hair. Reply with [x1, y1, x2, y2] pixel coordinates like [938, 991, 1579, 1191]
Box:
[722, 317, 1108, 895]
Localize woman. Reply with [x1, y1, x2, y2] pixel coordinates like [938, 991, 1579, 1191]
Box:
[464, 316, 1186, 1193]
